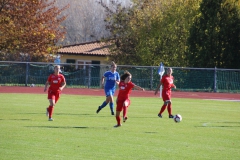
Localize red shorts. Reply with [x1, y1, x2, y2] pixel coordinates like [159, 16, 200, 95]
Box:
[162, 90, 171, 102]
[48, 90, 60, 103]
[116, 99, 131, 111]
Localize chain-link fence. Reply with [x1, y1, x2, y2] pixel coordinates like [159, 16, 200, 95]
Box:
[0, 61, 239, 93]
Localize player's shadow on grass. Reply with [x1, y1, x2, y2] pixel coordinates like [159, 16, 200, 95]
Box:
[199, 126, 240, 127]
[22, 113, 92, 116]
[9, 119, 32, 121]
[26, 126, 89, 129]
[128, 116, 158, 119]
[56, 113, 91, 116]
[145, 132, 158, 134]
[216, 122, 240, 124]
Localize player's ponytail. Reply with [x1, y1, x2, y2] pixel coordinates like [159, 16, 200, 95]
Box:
[111, 61, 116, 67]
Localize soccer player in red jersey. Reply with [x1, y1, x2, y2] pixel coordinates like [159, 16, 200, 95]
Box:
[114, 71, 144, 127]
[44, 65, 66, 121]
[154, 68, 176, 118]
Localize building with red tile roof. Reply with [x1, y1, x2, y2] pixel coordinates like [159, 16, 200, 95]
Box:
[57, 41, 111, 66]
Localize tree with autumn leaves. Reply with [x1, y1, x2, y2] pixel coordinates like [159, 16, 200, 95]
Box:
[100, 0, 201, 67]
[0, 0, 69, 62]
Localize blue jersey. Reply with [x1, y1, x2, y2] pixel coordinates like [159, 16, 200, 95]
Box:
[104, 71, 120, 89]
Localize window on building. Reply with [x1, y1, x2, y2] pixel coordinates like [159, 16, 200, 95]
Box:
[64, 59, 76, 72]
[76, 60, 91, 70]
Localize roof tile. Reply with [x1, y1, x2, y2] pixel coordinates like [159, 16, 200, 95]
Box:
[58, 41, 111, 56]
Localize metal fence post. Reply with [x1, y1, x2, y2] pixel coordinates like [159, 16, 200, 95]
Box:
[25, 62, 29, 87]
[88, 65, 91, 88]
[214, 67, 217, 93]
[150, 67, 153, 90]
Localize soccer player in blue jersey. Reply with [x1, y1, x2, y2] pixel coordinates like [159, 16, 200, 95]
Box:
[96, 61, 120, 115]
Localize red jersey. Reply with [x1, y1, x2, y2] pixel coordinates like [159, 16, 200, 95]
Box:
[161, 75, 174, 91]
[47, 74, 65, 92]
[117, 81, 135, 100]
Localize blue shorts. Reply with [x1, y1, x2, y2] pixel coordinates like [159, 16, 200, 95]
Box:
[104, 87, 115, 97]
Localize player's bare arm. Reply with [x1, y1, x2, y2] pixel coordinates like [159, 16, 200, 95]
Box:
[59, 81, 66, 91]
[154, 82, 162, 95]
[134, 85, 144, 91]
[172, 84, 176, 89]
[115, 80, 120, 85]
[101, 76, 105, 88]
[44, 81, 49, 92]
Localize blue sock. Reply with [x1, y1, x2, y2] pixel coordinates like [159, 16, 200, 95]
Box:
[100, 101, 108, 109]
[109, 102, 114, 113]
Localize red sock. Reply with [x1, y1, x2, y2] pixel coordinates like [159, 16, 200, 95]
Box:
[116, 116, 121, 125]
[123, 106, 128, 118]
[167, 103, 172, 115]
[48, 106, 54, 118]
[159, 104, 167, 115]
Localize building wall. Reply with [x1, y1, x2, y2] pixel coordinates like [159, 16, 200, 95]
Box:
[58, 54, 110, 87]
[60, 54, 109, 64]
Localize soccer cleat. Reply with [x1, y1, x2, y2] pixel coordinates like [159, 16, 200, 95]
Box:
[48, 118, 54, 121]
[123, 117, 128, 123]
[158, 114, 162, 118]
[169, 115, 174, 118]
[114, 124, 122, 128]
[96, 106, 101, 114]
[46, 108, 49, 117]
[111, 111, 114, 115]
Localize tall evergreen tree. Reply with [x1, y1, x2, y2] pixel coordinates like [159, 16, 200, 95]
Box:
[187, 0, 240, 68]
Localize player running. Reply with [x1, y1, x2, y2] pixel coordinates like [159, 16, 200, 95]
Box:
[44, 65, 66, 121]
[154, 68, 176, 118]
[96, 61, 120, 115]
[114, 71, 144, 127]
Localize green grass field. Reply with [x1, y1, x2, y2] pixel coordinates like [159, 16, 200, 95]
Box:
[0, 93, 239, 160]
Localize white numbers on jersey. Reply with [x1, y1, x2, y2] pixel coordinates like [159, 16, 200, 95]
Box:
[166, 77, 173, 84]
[120, 86, 125, 90]
[53, 80, 58, 83]
[109, 76, 116, 80]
